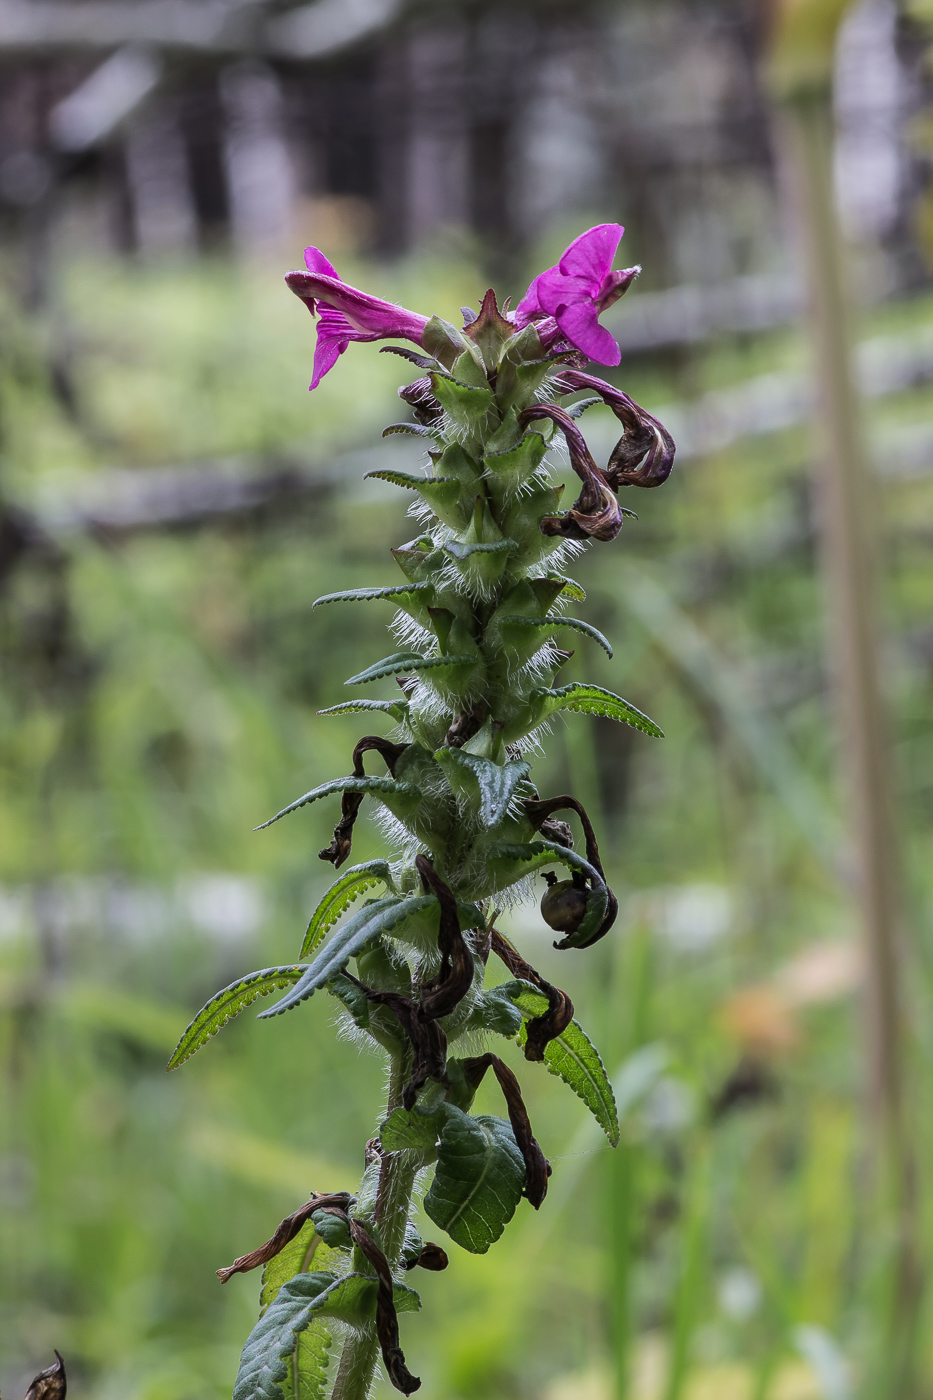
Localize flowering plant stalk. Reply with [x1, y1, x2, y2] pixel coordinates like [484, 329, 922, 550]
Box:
[168, 225, 674, 1400]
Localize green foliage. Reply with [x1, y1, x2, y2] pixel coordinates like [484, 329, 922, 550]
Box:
[255, 776, 422, 831]
[311, 584, 434, 608]
[233, 1272, 339, 1400]
[167, 966, 305, 1069]
[423, 1107, 527, 1254]
[536, 682, 664, 736]
[503, 982, 620, 1145]
[497, 614, 614, 659]
[261, 1224, 336, 1312]
[260, 897, 436, 1017]
[433, 750, 530, 827]
[300, 861, 394, 958]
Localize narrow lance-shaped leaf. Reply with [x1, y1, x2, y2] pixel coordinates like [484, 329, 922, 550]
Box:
[260, 896, 437, 1019]
[256, 776, 422, 831]
[498, 614, 614, 659]
[344, 652, 477, 687]
[301, 860, 394, 959]
[535, 682, 663, 737]
[502, 980, 620, 1146]
[317, 699, 410, 720]
[312, 583, 434, 608]
[167, 966, 304, 1070]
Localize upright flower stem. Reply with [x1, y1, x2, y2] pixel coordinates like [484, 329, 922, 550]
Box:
[178, 228, 676, 1400]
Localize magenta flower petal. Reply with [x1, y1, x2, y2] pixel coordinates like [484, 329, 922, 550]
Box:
[285, 247, 429, 390]
[596, 266, 640, 312]
[513, 272, 545, 324]
[557, 223, 623, 283]
[304, 246, 340, 279]
[555, 302, 621, 366]
[512, 223, 631, 365]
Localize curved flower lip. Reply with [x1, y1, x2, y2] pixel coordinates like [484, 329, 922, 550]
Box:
[286, 246, 429, 390]
[514, 223, 639, 367]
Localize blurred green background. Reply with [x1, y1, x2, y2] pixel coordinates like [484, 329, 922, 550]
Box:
[3, 2, 933, 1398]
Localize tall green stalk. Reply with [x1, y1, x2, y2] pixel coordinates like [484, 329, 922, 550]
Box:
[167, 234, 675, 1399]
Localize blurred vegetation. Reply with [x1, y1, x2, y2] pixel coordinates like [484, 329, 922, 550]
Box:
[2, 248, 933, 1400]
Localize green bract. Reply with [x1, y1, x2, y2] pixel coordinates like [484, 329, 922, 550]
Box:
[169, 283, 673, 1400]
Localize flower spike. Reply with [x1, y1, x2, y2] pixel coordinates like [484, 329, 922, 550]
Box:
[179, 227, 676, 1400]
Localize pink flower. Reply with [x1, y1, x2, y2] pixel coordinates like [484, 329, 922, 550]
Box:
[514, 224, 638, 367]
[285, 248, 430, 390]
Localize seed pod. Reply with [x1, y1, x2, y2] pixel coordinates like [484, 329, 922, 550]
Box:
[540, 879, 589, 934]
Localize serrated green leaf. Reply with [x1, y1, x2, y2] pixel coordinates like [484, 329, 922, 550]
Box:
[500, 982, 620, 1146]
[233, 1271, 338, 1400]
[345, 652, 477, 687]
[565, 396, 602, 419]
[381, 422, 441, 439]
[442, 539, 516, 560]
[326, 971, 373, 1029]
[498, 614, 614, 659]
[259, 896, 437, 1018]
[380, 1103, 444, 1154]
[537, 683, 663, 737]
[235, 1271, 421, 1400]
[544, 571, 586, 603]
[467, 985, 524, 1038]
[434, 749, 530, 827]
[482, 429, 549, 496]
[301, 860, 394, 959]
[451, 349, 491, 389]
[379, 344, 441, 371]
[363, 469, 443, 491]
[167, 966, 304, 1070]
[261, 1224, 347, 1316]
[284, 1322, 331, 1400]
[312, 583, 433, 609]
[316, 699, 410, 721]
[424, 1106, 526, 1254]
[430, 372, 496, 429]
[307, 1272, 420, 1325]
[256, 776, 421, 831]
[363, 472, 465, 527]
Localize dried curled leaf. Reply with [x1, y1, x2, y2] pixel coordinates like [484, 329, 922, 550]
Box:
[23, 1354, 66, 1400]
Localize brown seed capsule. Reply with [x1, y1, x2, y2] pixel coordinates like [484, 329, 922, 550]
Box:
[540, 880, 588, 934]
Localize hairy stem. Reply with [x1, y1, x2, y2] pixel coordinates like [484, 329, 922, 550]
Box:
[332, 1052, 418, 1400]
